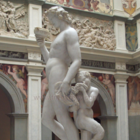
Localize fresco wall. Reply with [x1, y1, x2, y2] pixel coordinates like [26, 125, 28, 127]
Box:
[46, 0, 113, 15]
[127, 76, 140, 116]
[122, 0, 137, 16]
[0, 64, 28, 112]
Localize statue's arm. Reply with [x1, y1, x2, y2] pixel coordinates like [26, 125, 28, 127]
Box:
[63, 29, 81, 84]
[35, 35, 49, 63]
[83, 87, 99, 108]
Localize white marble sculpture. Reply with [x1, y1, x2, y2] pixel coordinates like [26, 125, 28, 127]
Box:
[35, 6, 104, 140]
[55, 71, 105, 140]
[35, 6, 81, 140]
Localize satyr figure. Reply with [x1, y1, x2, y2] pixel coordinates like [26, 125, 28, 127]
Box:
[35, 6, 81, 140]
[72, 71, 104, 140]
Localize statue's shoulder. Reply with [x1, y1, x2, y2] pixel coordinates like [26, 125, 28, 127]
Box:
[90, 86, 99, 94]
[65, 27, 78, 37]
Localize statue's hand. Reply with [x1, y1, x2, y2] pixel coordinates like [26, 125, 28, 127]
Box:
[75, 83, 87, 93]
[35, 34, 45, 47]
[61, 81, 70, 96]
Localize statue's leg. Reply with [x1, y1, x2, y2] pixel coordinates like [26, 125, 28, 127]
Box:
[55, 105, 79, 140]
[81, 130, 92, 140]
[42, 92, 67, 140]
[48, 66, 79, 140]
[79, 117, 104, 140]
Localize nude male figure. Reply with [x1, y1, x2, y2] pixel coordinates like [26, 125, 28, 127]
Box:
[35, 6, 81, 140]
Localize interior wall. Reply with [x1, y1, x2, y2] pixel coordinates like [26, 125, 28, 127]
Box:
[0, 88, 11, 140]
[129, 116, 140, 140]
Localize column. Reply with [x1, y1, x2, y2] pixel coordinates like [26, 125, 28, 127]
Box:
[114, 20, 127, 52]
[28, 4, 42, 39]
[136, 0, 140, 13]
[114, 73, 129, 140]
[26, 52, 44, 140]
[113, 0, 125, 17]
[137, 19, 140, 50]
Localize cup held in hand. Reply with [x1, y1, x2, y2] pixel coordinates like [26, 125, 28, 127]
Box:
[34, 27, 50, 38]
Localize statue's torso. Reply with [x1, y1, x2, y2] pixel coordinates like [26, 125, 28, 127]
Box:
[49, 30, 71, 65]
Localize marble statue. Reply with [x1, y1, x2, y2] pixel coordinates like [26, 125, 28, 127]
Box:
[35, 6, 104, 140]
[55, 71, 105, 140]
[35, 6, 81, 140]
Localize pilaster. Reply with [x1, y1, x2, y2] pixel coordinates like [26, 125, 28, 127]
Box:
[114, 20, 127, 52]
[137, 19, 140, 50]
[114, 73, 129, 140]
[113, 0, 126, 17]
[26, 63, 44, 140]
[136, 0, 140, 10]
[28, 4, 42, 39]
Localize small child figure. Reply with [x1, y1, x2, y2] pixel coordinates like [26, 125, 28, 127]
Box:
[71, 71, 105, 140]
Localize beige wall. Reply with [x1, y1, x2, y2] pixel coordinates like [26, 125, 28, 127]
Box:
[0, 88, 11, 140]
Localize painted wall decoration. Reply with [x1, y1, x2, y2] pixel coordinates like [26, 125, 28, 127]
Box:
[90, 73, 115, 106]
[0, 64, 28, 112]
[46, 0, 113, 15]
[41, 69, 49, 108]
[42, 10, 116, 50]
[127, 76, 140, 116]
[0, 0, 28, 38]
[122, 0, 136, 16]
[125, 23, 138, 52]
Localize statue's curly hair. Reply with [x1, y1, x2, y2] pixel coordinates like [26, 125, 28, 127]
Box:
[45, 6, 72, 24]
[75, 71, 91, 82]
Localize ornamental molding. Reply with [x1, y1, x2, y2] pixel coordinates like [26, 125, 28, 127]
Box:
[28, 52, 41, 60]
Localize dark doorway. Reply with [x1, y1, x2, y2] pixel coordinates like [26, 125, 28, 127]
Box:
[0, 87, 11, 140]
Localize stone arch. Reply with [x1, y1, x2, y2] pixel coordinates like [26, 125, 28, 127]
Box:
[91, 78, 115, 116]
[0, 71, 25, 113]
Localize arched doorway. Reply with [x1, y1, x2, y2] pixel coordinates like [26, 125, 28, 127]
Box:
[0, 87, 11, 140]
[0, 71, 27, 140]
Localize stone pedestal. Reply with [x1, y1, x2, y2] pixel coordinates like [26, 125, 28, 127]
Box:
[114, 74, 129, 140]
[28, 4, 42, 39]
[114, 20, 127, 52]
[26, 64, 44, 140]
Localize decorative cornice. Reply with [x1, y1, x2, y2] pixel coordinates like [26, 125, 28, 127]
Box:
[82, 59, 115, 70]
[26, 64, 44, 76]
[0, 50, 28, 59]
[26, 0, 45, 5]
[114, 73, 129, 83]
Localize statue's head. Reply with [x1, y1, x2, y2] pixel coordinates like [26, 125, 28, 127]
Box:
[8, 1, 14, 8]
[45, 6, 72, 28]
[75, 71, 91, 89]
